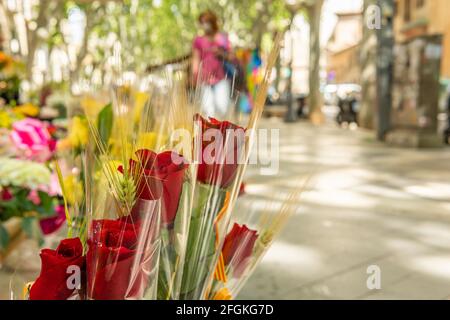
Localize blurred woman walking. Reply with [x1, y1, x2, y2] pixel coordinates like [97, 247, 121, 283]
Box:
[192, 10, 232, 119]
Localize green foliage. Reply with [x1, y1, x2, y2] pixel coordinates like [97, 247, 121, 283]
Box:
[97, 103, 113, 147]
[81, 0, 290, 69]
[0, 224, 9, 250]
[21, 216, 44, 246]
[0, 187, 60, 222]
[35, 191, 57, 217]
[7, 0, 291, 84]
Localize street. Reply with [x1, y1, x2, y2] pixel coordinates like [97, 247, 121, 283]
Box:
[238, 117, 450, 299]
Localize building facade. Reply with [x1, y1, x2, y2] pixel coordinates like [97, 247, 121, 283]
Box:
[394, 0, 450, 79]
[326, 12, 363, 84]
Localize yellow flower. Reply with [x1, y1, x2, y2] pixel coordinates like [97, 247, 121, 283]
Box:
[68, 116, 89, 148]
[135, 132, 167, 151]
[57, 138, 72, 152]
[80, 95, 106, 119]
[63, 174, 83, 206]
[133, 91, 150, 125]
[12, 103, 40, 117]
[0, 51, 13, 70]
[0, 111, 12, 128]
[108, 137, 133, 160]
[103, 160, 122, 175]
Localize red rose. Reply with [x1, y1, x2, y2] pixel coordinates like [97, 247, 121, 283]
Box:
[87, 214, 158, 300]
[30, 238, 85, 300]
[195, 114, 245, 188]
[120, 149, 188, 225]
[0, 188, 13, 201]
[222, 223, 258, 277]
[39, 204, 66, 235]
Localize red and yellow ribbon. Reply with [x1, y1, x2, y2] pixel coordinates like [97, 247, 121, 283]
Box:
[213, 192, 230, 283]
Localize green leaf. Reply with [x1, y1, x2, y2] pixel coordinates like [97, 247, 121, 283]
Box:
[22, 217, 44, 246]
[0, 224, 9, 250]
[36, 191, 55, 217]
[97, 103, 113, 147]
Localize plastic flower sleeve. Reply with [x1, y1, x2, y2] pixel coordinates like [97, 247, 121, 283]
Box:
[208, 187, 303, 300]
[179, 114, 249, 299]
[105, 78, 197, 300]
[179, 38, 281, 299]
[86, 198, 161, 300]
[140, 82, 197, 300]
[83, 83, 164, 300]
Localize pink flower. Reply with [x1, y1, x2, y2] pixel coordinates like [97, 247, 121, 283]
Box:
[10, 118, 56, 162]
[27, 190, 41, 205]
[37, 173, 61, 196]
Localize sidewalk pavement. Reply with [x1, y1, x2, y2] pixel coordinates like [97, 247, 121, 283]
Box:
[237, 118, 450, 300]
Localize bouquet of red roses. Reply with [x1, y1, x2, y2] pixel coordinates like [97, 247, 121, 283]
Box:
[28, 83, 167, 300]
[23, 35, 285, 300]
[178, 114, 248, 299]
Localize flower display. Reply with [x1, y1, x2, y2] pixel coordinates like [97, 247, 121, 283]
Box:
[0, 51, 14, 71]
[9, 118, 56, 162]
[67, 116, 89, 149]
[0, 158, 51, 190]
[12, 103, 40, 118]
[20, 37, 284, 301]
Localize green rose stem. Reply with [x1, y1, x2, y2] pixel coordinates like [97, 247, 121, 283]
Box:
[157, 182, 191, 300]
[180, 182, 227, 300]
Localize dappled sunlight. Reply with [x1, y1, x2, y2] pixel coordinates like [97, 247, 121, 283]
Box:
[404, 255, 450, 281]
[404, 183, 450, 201]
[383, 238, 429, 254]
[356, 184, 413, 200]
[312, 169, 375, 190]
[279, 145, 310, 154]
[412, 222, 450, 249]
[303, 190, 376, 209]
[439, 202, 450, 212]
[262, 241, 325, 274]
[244, 183, 306, 202]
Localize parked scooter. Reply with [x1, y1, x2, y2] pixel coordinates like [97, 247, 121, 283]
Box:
[336, 92, 358, 125]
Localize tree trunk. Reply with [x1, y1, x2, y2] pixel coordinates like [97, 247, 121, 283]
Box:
[0, 3, 14, 52]
[359, 0, 378, 129]
[376, 0, 394, 140]
[307, 0, 324, 124]
[359, 0, 394, 141]
[26, 0, 50, 82]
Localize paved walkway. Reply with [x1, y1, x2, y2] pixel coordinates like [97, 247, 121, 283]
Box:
[238, 118, 450, 300]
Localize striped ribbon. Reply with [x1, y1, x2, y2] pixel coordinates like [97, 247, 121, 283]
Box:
[213, 191, 231, 283]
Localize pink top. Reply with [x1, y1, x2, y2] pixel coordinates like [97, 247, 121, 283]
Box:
[193, 34, 230, 85]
